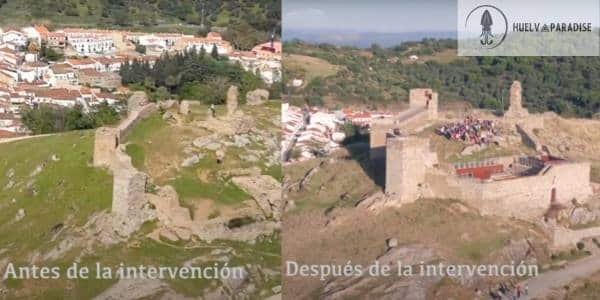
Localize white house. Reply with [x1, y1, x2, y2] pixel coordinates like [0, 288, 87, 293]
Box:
[18, 62, 49, 83]
[48, 63, 78, 87]
[68, 35, 115, 56]
[1, 30, 27, 48]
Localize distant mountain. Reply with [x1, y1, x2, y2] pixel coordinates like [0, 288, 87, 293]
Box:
[283, 28, 456, 48]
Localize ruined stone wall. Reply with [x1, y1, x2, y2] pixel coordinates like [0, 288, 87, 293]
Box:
[111, 147, 148, 216]
[385, 136, 437, 204]
[93, 127, 119, 168]
[516, 123, 543, 152]
[117, 103, 158, 142]
[92, 92, 157, 217]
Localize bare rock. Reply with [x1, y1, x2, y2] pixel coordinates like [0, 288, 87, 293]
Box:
[386, 238, 398, 249]
[246, 89, 269, 106]
[179, 100, 192, 115]
[162, 111, 174, 121]
[232, 175, 282, 220]
[15, 208, 25, 221]
[92, 278, 169, 300]
[181, 154, 202, 167]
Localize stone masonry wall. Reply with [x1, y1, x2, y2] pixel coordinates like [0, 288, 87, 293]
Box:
[385, 136, 437, 204]
[450, 162, 593, 220]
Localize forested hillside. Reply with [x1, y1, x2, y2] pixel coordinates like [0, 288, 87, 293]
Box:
[0, 0, 280, 50]
[285, 40, 600, 118]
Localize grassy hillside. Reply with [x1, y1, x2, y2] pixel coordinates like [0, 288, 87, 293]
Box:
[0, 131, 112, 262]
[0, 0, 280, 50]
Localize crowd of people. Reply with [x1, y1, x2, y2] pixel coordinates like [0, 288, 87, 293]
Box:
[437, 117, 498, 145]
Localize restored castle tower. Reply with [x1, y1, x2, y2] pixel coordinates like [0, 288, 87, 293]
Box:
[370, 88, 439, 184]
[385, 135, 437, 204]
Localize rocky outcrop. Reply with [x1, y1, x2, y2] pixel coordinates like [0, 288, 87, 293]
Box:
[232, 175, 282, 220]
[179, 100, 191, 115]
[93, 278, 171, 300]
[246, 89, 269, 106]
[321, 244, 441, 300]
[146, 185, 278, 243]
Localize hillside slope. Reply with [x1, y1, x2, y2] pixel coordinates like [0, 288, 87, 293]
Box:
[0, 0, 280, 49]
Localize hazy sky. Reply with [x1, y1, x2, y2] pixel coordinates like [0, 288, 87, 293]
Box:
[283, 0, 457, 32]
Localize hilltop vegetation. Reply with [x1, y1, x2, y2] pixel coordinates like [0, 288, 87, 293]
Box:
[0, 0, 280, 50]
[284, 40, 600, 118]
[120, 50, 265, 103]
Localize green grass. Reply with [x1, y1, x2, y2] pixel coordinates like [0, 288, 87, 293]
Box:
[170, 168, 250, 206]
[125, 143, 145, 170]
[0, 131, 112, 261]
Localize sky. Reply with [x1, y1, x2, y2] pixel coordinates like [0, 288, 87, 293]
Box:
[283, 0, 457, 33]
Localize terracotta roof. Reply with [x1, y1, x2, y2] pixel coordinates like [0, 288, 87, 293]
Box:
[67, 58, 97, 66]
[35, 25, 50, 35]
[0, 129, 18, 138]
[78, 68, 103, 76]
[34, 88, 80, 101]
[0, 48, 17, 55]
[93, 56, 124, 65]
[51, 64, 74, 74]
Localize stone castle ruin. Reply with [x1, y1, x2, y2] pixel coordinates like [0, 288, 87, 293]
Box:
[371, 83, 596, 249]
[91, 88, 280, 244]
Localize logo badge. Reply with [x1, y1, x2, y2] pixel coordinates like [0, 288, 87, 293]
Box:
[465, 5, 508, 49]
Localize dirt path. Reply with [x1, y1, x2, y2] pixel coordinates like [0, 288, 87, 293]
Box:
[522, 253, 600, 299]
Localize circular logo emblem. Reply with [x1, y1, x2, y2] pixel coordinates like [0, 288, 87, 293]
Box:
[465, 5, 508, 49]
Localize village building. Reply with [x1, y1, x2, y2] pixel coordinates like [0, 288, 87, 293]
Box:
[18, 62, 49, 83]
[77, 69, 121, 90]
[0, 47, 23, 66]
[179, 32, 233, 55]
[1, 30, 27, 49]
[67, 33, 115, 56]
[93, 56, 125, 72]
[45, 31, 66, 48]
[48, 63, 78, 87]
[30, 88, 84, 108]
[66, 58, 101, 70]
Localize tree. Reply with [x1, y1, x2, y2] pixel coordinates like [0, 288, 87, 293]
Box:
[134, 43, 146, 54]
[211, 44, 219, 59]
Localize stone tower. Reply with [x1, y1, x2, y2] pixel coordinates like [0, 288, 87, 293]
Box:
[385, 135, 437, 204]
[409, 88, 438, 120]
[93, 127, 119, 168]
[226, 85, 239, 117]
[505, 81, 529, 118]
